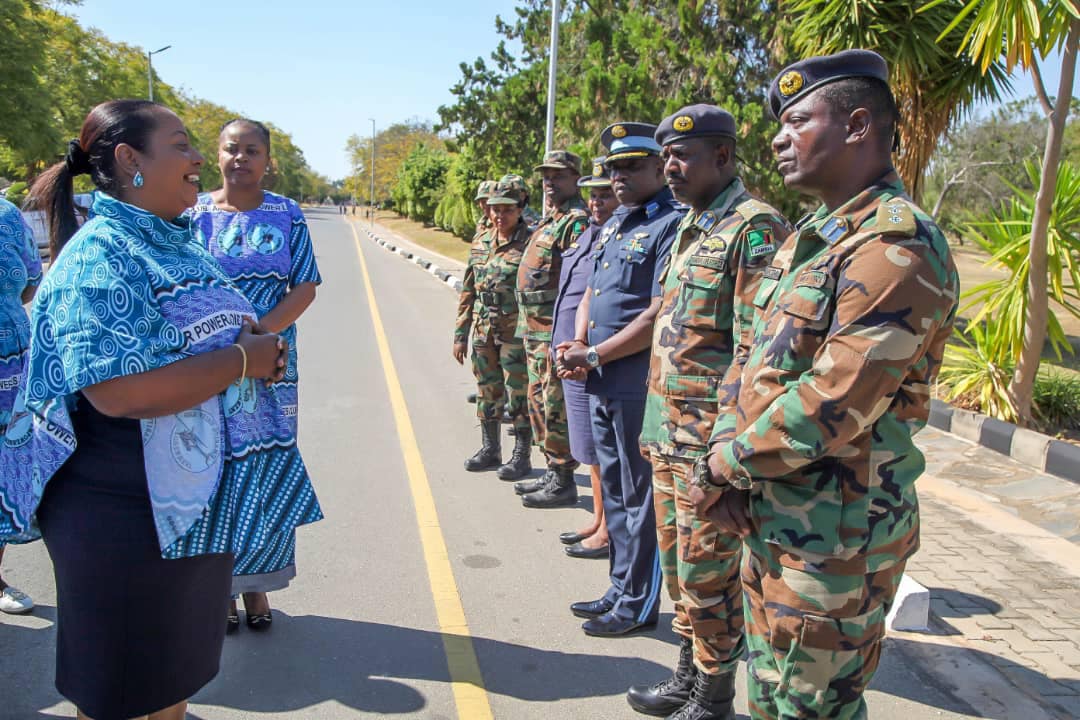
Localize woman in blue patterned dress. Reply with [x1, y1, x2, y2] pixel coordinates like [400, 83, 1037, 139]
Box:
[0, 100, 322, 720]
[0, 197, 42, 616]
[188, 118, 321, 632]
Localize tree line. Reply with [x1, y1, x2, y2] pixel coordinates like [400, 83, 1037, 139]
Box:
[0, 1, 334, 203]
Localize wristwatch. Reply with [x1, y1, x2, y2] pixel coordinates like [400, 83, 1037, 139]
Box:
[692, 454, 726, 490]
[585, 345, 601, 368]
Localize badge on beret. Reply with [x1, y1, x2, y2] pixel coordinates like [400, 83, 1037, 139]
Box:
[673, 116, 694, 132]
[779, 71, 804, 97]
[611, 125, 627, 139]
[593, 163, 603, 176]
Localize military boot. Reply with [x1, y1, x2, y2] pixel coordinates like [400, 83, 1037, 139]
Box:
[666, 669, 736, 720]
[626, 636, 696, 716]
[463, 420, 501, 471]
[521, 465, 578, 508]
[513, 468, 552, 495]
[497, 427, 532, 480]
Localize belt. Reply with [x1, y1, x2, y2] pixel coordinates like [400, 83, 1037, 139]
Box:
[515, 288, 558, 305]
[478, 290, 500, 307]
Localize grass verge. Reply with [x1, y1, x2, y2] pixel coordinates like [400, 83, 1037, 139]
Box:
[364, 210, 471, 264]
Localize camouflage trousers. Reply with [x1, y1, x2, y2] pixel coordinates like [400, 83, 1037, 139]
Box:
[651, 452, 744, 675]
[743, 544, 906, 719]
[471, 331, 529, 432]
[523, 337, 576, 468]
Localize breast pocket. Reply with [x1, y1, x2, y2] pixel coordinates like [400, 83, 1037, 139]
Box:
[618, 249, 648, 291]
[760, 286, 834, 371]
[674, 256, 730, 332]
[524, 238, 555, 289]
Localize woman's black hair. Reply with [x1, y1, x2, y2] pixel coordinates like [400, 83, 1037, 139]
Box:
[220, 118, 272, 154]
[28, 99, 162, 258]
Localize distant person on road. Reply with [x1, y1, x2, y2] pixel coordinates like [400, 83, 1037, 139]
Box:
[1, 99, 322, 720]
[557, 122, 682, 637]
[512, 151, 589, 509]
[187, 117, 322, 633]
[453, 178, 532, 479]
[550, 158, 618, 560]
[698, 51, 959, 719]
[0, 197, 42, 617]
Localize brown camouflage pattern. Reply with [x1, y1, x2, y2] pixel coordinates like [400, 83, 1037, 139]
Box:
[524, 337, 575, 467]
[515, 197, 588, 342]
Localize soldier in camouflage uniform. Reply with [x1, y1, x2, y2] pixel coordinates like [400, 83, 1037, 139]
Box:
[630, 106, 792, 720]
[512, 150, 589, 506]
[473, 180, 495, 237]
[453, 178, 532, 477]
[694, 51, 959, 719]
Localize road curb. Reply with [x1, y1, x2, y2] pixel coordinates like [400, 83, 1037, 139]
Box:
[360, 226, 464, 293]
[355, 221, 1080, 486]
[928, 398, 1080, 485]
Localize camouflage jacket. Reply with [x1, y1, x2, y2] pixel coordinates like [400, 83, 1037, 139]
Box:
[709, 171, 959, 575]
[515, 197, 588, 342]
[641, 179, 791, 458]
[455, 221, 529, 343]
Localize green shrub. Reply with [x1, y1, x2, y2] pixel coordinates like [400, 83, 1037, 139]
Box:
[1033, 369, 1080, 431]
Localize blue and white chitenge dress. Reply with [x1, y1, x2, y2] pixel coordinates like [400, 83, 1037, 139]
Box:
[0, 192, 323, 563]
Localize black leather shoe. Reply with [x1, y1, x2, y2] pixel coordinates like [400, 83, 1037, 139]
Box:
[559, 530, 590, 545]
[570, 598, 614, 619]
[582, 612, 658, 637]
[565, 541, 609, 559]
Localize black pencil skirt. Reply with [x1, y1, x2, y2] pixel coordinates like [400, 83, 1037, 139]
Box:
[36, 397, 233, 720]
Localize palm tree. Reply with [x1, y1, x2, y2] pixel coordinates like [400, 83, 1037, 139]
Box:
[782, 0, 1009, 204]
[927, 0, 1080, 424]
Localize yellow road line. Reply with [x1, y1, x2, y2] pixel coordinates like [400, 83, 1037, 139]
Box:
[349, 222, 494, 720]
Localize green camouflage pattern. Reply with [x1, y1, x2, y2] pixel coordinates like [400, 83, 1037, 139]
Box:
[641, 180, 790, 458]
[472, 334, 528, 431]
[524, 336, 575, 467]
[709, 171, 959, 576]
[515, 196, 588, 343]
[652, 453, 744, 675]
[455, 228, 489, 343]
[474, 179, 496, 201]
[742, 547, 906, 719]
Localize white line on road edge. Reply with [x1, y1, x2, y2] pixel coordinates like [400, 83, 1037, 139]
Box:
[349, 222, 494, 720]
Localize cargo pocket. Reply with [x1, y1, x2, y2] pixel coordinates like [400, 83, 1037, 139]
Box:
[674, 257, 729, 331]
[663, 374, 720, 450]
[777, 606, 886, 713]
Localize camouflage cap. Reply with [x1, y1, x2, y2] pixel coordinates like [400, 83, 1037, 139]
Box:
[578, 156, 612, 188]
[474, 180, 496, 201]
[487, 176, 527, 205]
[533, 150, 582, 175]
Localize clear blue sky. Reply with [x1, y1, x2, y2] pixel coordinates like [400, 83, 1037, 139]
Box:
[69, 0, 522, 181]
[69, 1, 1066, 181]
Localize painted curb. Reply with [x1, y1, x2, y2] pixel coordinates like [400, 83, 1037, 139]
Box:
[359, 225, 463, 293]
[356, 222, 1078, 486]
[928, 398, 1079, 485]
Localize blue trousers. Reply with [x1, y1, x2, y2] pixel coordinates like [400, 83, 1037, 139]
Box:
[590, 392, 661, 623]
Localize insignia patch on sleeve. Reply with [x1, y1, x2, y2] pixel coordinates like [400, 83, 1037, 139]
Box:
[747, 228, 775, 257]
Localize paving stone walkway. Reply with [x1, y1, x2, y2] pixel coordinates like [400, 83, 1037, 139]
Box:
[911, 429, 1080, 719]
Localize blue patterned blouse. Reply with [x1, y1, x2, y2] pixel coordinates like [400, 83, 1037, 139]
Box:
[187, 191, 321, 434]
[0, 192, 322, 557]
[0, 198, 42, 431]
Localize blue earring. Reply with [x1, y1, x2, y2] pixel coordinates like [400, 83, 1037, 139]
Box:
[133, 170, 144, 188]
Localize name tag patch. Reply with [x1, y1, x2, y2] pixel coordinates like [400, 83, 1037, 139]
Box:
[763, 265, 783, 281]
[795, 269, 829, 289]
[689, 255, 726, 271]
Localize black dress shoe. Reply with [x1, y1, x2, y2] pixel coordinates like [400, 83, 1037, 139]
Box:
[582, 611, 658, 637]
[570, 598, 614, 619]
[559, 530, 589, 545]
[565, 541, 609, 559]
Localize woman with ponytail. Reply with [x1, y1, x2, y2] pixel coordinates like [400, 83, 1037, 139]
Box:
[187, 118, 321, 633]
[0, 100, 323, 720]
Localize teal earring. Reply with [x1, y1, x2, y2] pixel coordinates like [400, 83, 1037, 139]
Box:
[133, 170, 144, 188]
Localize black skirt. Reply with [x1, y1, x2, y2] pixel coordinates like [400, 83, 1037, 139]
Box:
[37, 396, 234, 720]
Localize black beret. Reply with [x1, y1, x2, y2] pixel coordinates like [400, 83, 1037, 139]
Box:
[769, 49, 890, 119]
[655, 104, 737, 146]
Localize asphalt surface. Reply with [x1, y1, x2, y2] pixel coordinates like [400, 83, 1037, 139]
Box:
[1, 207, 1010, 719]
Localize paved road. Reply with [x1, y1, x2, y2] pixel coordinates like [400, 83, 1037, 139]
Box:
[0, 208, 1021, 718]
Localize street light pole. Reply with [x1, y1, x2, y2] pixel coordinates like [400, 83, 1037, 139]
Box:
[147, 45, 172, 102]
[368, 118, 376, 229]
[544, 0, 559, 153]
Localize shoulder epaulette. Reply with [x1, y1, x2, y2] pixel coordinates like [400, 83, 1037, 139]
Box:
[734, 199, 776, 224]
[875, 197, 918, 237]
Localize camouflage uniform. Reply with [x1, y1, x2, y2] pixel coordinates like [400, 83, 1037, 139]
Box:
[640, 179, 791, 676]
[456, 178, 530, 434]
[708, 172, 959, 719]
[516, 196, 588, 467]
